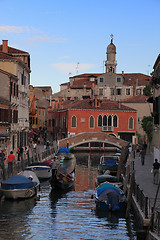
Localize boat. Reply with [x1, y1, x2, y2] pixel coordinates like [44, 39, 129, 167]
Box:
[94, 182, 127, 211]
[57, 148, 74, 160]
[98, 155, 120, 175]
[25, 162, 52, 180]
[51, 167, 75, 190]
[0, 171, 40, 200]
[50, 151, 76, 190]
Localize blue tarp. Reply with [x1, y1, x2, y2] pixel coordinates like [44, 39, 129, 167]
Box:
[97, 182, 122, 197]
[1, 175, 36, 190]
[58, 148, 71, 154]
[103, 159, 117, 165]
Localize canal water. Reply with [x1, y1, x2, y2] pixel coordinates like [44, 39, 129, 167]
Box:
[0, 151, 137, 240]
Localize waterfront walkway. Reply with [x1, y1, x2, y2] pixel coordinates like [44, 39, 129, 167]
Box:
[133, 151, 160, 208]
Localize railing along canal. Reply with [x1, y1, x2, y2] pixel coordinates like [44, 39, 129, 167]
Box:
[0, 147, 54, 182]
[128, 159, 160, 236]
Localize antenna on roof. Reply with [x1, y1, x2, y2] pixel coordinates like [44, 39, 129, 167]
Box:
[76, 62, 80, 74]
[147, 65, 151, 75]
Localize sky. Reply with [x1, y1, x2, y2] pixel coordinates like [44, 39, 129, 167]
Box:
[0, 0, 159, 93]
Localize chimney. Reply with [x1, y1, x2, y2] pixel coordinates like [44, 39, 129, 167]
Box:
[2, 40, 8, 53]
[118, 101, 121, 109]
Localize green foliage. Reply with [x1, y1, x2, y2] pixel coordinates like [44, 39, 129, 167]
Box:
[141, 116, 153, 143]
[143, 85, 152, 96]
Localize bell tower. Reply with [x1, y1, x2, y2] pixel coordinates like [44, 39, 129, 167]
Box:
[105, 34, 117, 73]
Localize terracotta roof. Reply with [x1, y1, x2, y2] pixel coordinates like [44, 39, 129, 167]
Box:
[71, 73, 102, 78]
[71, 78, 93, 89]
[0, 52, 15, 60]
[120, 95, 148, 103]
[60, 98, 136, 112]
[121, 73, 150, 86]
[0, 45, 29, 55]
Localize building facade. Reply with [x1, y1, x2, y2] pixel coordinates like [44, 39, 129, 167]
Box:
[47, 98, 137, 144]
[0, 40, 31, 153]
[151, 54, 160, 159]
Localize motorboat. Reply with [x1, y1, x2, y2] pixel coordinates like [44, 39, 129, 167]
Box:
[25, 162, 52, 180]
[94, 181, 127, 211]
[0, 171, 40, 200]
[56, 148, 74, 160]
[98, 155, 120, 175]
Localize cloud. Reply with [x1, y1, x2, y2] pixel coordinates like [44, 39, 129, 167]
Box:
[0, 26, 34, 33]
[23, 35, 68, 43]
[52, 62, 95, 74]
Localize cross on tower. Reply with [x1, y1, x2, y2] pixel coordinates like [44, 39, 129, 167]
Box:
[110, 33, 114, 42]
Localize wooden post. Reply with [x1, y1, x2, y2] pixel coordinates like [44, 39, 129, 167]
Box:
[126, 171, 135, 218]
[116, 147, 124, 182]
[123, 163, 130, 195]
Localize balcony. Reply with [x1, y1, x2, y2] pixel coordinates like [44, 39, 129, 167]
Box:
[102, 126, 114, 132]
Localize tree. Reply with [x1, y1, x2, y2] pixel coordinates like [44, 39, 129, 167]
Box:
[143, 85, 152, 97]
[141, 116, 153, 147]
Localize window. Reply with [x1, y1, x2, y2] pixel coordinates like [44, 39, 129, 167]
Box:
[126, 88, 131, 95]
[116, 88, 122, 95]
[108, 115, 112, 126]
[111, 88, 114, 95]
[113, 115, 118, 127]
[117, 78, 121, 82]
[100, 78, 103, 83]
[89, 116, 94, 128]
[71, 115, 77, 128]
[129, 117, 134, 129]
[136, 89, 142, 95]
[99, 88, 103, 95]
[98, 115, 102, 127]
[103, 115, 107, 126]
[39, 110, 41, 116]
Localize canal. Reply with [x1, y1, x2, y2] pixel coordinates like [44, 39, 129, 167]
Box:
[0, 151, 137, 240]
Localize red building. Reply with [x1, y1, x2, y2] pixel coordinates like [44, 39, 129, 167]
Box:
[47, 98, 137, 144]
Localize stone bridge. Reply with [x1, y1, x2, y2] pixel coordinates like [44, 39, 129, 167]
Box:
[58, 132, 129, 150]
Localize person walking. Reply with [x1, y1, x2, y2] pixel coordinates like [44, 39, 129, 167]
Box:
[7, 151, 15, 177]
[152, 159, 160, 185]
[0, 149, 6, 179]
[139, 148, 146, 165]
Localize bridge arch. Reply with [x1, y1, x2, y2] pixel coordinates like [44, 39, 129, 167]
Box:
[58, 132, 129, 150]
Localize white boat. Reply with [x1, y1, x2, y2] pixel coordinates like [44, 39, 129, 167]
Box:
[0, 171, 40, 200]
[25, 162, 52, 180]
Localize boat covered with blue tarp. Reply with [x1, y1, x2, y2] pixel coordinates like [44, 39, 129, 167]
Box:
[1, 175, 36, 190]
[0, 173, 39, 199]
[95, 182, 127, 211]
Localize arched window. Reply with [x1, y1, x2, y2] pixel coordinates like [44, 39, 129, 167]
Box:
[71, 115, 77, 128]
[103, 115, 107, 126]
[113, 115, 118, 127]
[89, 116, 94, 128]
[108, 115, 112, 126]
[98, 115, 102, 127]
[129, 117, 134, 129]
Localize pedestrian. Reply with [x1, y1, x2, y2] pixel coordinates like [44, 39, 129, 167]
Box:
[139, 148, 146, 165]
[128, 145, 132, 158]
[20, 146, 24, 170]
[7, 151, 15, 176]
[33, 142, 37, 156]
[152, 159, 160, 185]
[0, 149, 6, 179]
[17, 147, 20, 161]
[143, 142, 147, 154]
